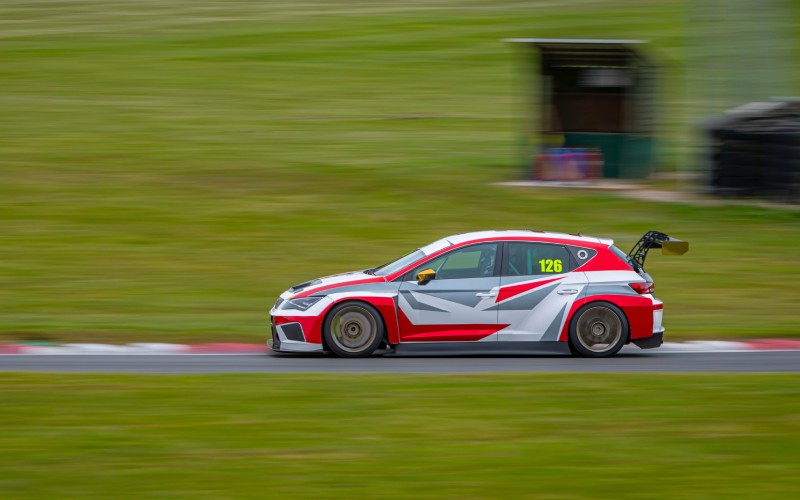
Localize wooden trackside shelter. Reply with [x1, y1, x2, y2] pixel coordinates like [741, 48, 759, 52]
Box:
[506, 38, 658, 179]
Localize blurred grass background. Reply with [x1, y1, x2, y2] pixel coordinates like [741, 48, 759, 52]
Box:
[1, 0, 798, 342]
[1, 372, 798, 498]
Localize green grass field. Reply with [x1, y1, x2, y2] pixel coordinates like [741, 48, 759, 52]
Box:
[0, 373, 798, 498]
[1, 1, 798, 343]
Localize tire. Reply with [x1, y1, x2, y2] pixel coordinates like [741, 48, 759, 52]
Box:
[568, 302, 628, 358]
[323, 301, 385, 358]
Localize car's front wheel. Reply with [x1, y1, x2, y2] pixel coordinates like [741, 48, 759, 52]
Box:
[323, 302, 385, 358]
[568, 302, 628, 358]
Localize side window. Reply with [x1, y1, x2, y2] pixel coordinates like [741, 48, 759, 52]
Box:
[505, 242, 571, 276]
[568, 246, 598, 268]
[411, 243, 498, 280]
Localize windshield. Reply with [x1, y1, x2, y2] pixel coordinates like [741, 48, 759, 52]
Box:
[372, 249, 425, 276]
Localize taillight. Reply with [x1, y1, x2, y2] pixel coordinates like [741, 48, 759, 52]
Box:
[629, 282, 655, 294]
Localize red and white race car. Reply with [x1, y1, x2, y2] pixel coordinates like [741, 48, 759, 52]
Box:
[268, 230, 687, 358]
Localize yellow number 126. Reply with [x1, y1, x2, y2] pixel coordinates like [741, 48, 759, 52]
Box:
[539, 259, 563, 273]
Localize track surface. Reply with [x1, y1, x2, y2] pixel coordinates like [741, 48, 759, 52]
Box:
[1, 350, 799, 373]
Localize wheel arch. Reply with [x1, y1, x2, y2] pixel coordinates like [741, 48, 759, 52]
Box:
[566, 299, 631, 347]
[560, 296, 634, 342]
[321, 297, 392, 351]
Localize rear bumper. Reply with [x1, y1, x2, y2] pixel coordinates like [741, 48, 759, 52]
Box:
[632, 331, 663, 349]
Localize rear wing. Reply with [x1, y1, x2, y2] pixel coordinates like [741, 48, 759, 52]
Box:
[626, 231, 688, 272]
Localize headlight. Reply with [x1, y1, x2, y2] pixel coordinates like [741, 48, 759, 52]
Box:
[282, 296, 323, 311]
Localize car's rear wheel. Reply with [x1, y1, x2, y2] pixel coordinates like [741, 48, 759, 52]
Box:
[323, 302, 384, 358]
[569, 302, 628, 358]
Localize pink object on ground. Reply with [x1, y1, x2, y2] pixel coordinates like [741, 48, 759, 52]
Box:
[744, 339, 800, 350]
[0, 344, 25, 354]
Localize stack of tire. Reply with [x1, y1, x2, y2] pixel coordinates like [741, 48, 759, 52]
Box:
[708, 101, 800, 203]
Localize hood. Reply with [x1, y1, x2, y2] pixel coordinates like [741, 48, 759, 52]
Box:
[282, 270, 383, 299]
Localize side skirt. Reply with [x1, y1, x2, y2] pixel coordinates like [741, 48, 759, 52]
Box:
[387, 341, 572, 357]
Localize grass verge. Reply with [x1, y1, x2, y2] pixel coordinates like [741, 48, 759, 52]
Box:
[0, 372, 798, 498]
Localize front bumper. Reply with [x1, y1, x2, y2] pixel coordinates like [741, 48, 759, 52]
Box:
[268, 318, 281, 351]
[268, 315, 324, 353]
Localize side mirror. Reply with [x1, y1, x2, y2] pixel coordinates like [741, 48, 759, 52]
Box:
[416, 268, 436, 285]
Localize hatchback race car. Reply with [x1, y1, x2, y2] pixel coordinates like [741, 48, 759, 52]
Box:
[268, 230, 687, 358]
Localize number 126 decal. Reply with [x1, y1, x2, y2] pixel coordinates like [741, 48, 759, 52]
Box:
[539, 259, 563, 273]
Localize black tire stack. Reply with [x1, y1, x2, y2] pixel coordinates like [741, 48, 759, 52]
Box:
[707, 101, 800, 203]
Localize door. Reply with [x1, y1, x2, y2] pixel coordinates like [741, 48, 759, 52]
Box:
[497, 241, 588, 342]
[398, 243, 501, 342]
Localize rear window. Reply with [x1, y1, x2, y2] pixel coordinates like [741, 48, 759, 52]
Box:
[609, 245, 634, 270]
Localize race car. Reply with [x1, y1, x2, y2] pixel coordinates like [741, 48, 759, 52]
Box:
[268, 230, 687, 358]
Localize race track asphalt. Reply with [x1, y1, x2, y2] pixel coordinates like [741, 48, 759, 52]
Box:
[1, 350, 799, 374]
